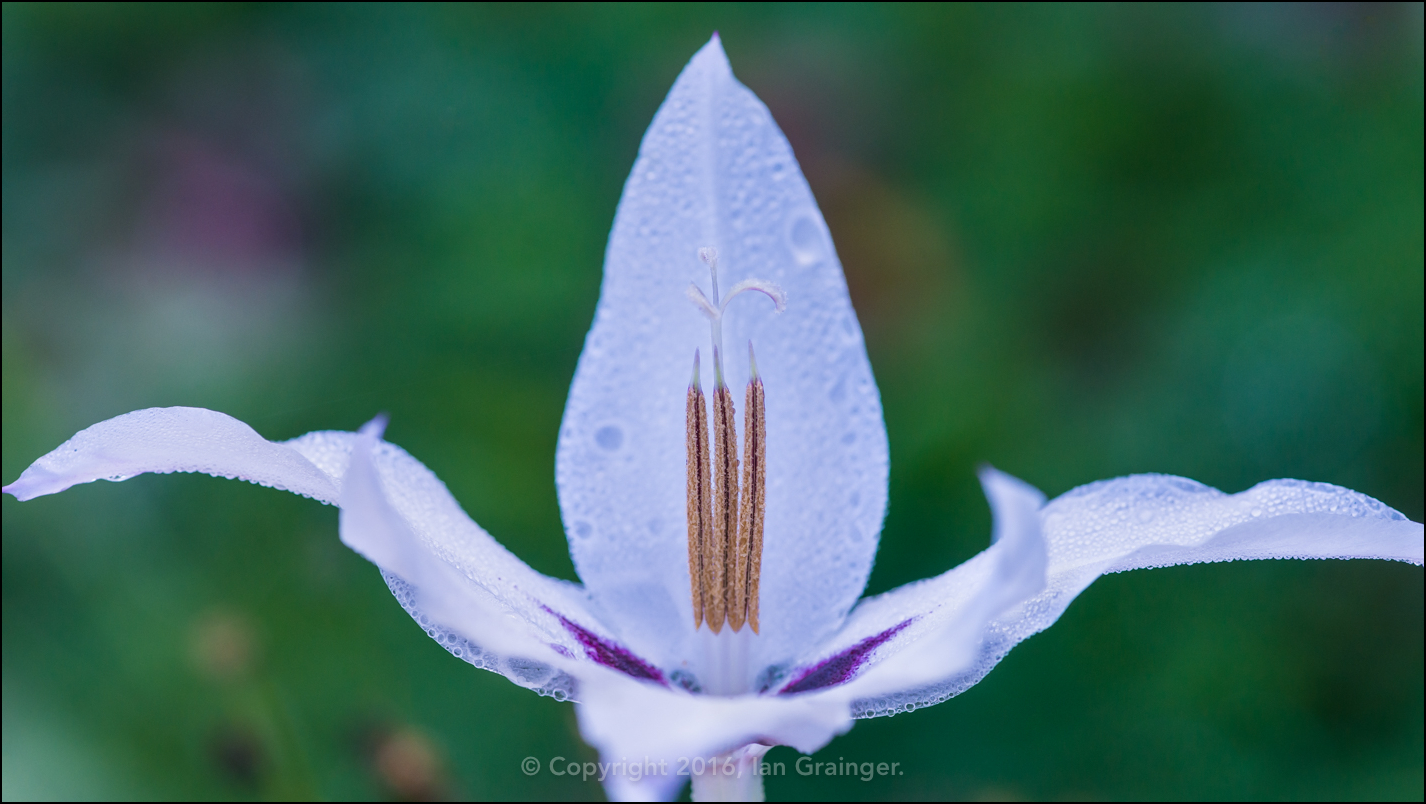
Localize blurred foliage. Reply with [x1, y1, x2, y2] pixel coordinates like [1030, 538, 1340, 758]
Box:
[3, 3, 1421, 801]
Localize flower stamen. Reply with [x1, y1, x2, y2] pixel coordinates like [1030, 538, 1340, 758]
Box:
[685, 350, 710, 630]
[686, 248, 780, 636]
[731, 342, 766, 633]
[709, 379, 739, 634]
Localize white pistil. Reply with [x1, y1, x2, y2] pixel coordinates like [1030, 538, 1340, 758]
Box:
[721, 279, 787, 315]
[699, 247, 727, 387]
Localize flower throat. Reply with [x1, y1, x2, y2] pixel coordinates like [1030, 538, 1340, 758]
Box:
[684, 247, 784, 634]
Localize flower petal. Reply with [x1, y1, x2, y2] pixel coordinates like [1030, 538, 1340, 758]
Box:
[555, 35, 888, 678]
[1049, 475, 1422, 570]
[2, 406, 339, 503]
[774, 468, 1048, 701]
[845, 474, 1422, 718]
[562, 469, 1048, 801]
[284, 421, 674, 696]
[4, 406, 661, 698]
[574, 668, 853, 802]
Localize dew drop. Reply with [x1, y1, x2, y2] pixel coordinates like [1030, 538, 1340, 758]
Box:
[573, 521, 593, 539]
[1251, 508, 1263, 517]
[595, 425, 624, 451]
[788, 213, 825, 265]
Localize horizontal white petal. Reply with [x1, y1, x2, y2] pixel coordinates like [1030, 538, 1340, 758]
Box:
[842, 473, 1421, 718]
[2, 406, 339, 503]
[4, 406, 671, 699]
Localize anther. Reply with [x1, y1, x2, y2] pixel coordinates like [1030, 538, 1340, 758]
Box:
[686, 351, 710, 629]
[708, 380, 739, 633]
[735, 342, 766, 633]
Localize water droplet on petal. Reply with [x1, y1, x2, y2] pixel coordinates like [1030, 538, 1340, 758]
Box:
[594, 425, 623, 451]
[788, 212, 826, 265]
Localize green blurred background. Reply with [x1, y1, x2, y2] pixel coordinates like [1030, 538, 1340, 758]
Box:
[3, 3, 1422, 800]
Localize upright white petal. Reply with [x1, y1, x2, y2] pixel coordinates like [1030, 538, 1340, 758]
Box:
[556, 35, 888, 677]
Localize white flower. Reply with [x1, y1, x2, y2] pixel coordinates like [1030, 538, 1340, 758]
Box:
[5, 36, 1422, 802]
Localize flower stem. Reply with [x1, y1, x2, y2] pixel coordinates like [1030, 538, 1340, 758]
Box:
[690, 744, 771, 802]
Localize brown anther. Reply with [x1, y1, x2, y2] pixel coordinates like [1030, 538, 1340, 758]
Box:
[708, 380, 739, 633]
[685, 352, 710, 629]
[735, 349, 766, 633]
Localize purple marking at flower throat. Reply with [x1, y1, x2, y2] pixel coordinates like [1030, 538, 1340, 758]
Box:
[551, 610, 667, 685]
[779, 619, 913, 695]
